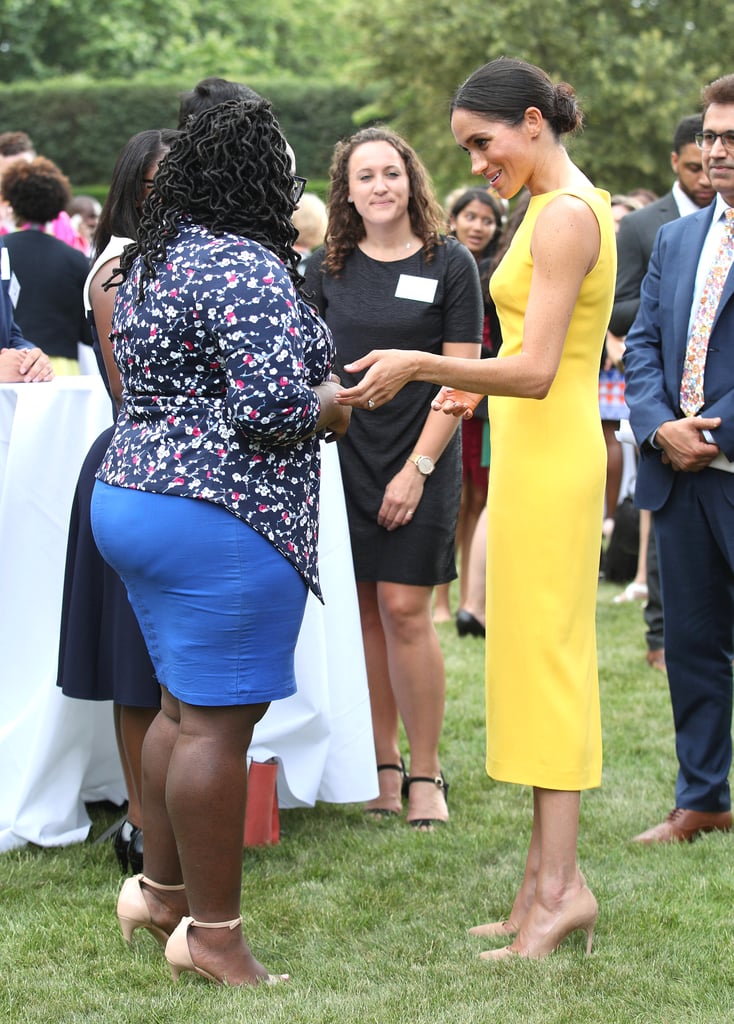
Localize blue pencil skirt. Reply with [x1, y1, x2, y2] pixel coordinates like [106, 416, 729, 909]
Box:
[90, 482, 307, 707]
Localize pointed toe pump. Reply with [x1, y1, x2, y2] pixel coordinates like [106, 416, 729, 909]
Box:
[479, 886, 598, 961]
[469, 919, 520, 939]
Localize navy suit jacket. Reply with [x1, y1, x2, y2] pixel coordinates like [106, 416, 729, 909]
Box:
[624, 201, 734, 511]
[0, 239, 32, 350]
[609, 191, 680, 336]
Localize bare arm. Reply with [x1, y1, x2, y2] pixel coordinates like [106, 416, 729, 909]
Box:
[336, 196, 601, 410]
[88, 259, 123, 405]
[378, 341, 479, 531]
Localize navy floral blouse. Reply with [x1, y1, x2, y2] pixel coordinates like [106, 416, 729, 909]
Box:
[96, 221, 334, 596]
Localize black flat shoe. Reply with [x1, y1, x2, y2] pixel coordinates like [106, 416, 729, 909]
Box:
[113, 820, 134, 873]
[404, 772, 449, 831]
[128, 826, 144, 874]
[456, 609, 485, 638]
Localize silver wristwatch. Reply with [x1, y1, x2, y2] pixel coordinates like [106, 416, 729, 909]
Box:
[410, 454, 435, 476]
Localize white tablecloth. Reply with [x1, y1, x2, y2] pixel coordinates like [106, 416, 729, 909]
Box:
[0, 378, 375, 852]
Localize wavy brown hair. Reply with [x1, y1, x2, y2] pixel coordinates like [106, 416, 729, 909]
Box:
[322, 126, 445, 276]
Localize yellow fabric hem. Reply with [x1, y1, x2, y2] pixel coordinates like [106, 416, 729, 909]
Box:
[486, 757, 602, 792]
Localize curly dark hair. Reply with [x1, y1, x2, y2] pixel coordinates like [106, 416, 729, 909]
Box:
[322, 125, 445, 276]
[1, 156, 71, 224]
[119, 98, 303, 301]
[177, 77, 261, 129]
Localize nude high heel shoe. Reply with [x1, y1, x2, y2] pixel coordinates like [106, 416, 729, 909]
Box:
[165, 916, 289, 986]
[469, 919, 520, 939]
[117, 874, 186, 947]
[480, 886, 598, 961]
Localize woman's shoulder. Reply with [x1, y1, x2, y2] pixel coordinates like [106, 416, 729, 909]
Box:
[536, 186, 610, 216]
[532, 188, 611, 234]
[439, 233, 478, 266]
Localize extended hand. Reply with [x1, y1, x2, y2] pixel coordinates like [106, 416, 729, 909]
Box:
[335, 349, 418, 409]
[431, 386, 483, 419]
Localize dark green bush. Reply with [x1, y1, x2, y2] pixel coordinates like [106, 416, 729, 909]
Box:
[0, 77, 378, 191]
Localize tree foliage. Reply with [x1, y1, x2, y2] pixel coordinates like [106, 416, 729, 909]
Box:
[0, 0, 356, 83]
[1, 0, 731, 197]
[351, 0, 733, 195]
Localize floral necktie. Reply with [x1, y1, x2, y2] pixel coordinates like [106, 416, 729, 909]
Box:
[680, 207, 734, 416]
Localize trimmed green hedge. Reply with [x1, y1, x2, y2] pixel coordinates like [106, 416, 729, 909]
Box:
[0, 77, 378, 193]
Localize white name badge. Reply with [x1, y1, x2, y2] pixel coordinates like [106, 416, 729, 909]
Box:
[395, 274, 438, 303]
[0, 246, 9, 280]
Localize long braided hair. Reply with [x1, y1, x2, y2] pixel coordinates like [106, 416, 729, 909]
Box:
[118, 98, 303, 300]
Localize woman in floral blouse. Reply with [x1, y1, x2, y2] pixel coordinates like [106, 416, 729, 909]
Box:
[91, 98, 350, 987]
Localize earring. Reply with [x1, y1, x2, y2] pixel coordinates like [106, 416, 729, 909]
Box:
[347, 197, 354, 203]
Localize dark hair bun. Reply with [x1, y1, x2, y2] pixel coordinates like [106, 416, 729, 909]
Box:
[553, 82, 584, 135]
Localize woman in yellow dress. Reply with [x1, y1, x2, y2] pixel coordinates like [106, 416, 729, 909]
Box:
[334, 56, 616, 960]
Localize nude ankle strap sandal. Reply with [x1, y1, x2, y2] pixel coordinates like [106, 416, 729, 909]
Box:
[140, 874, 186, 891]
[165, 915, 288, 985]
[117, 874, 186, 946]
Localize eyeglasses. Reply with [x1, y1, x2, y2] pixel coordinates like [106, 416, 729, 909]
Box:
[292, 175, 307, 204]
[694, 130, 734, 153]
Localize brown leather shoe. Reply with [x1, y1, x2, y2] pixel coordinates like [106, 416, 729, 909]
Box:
[633, 807, 732, 844]
[645, 648, 666, 672]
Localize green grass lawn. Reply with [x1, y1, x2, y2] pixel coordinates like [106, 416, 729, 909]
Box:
[2, 580, 733, 1023]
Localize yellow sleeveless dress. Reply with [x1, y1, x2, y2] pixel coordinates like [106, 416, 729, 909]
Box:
[485, 188, 615, 790]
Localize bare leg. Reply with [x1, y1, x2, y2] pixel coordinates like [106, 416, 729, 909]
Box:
[471, 788, 539, 936]
[635, 509, 651, 584]
[117, 704, 158, 828]
[612, 507, 651, 602]
[461, 505, 487, 626]
[113, 704, 133, 815]
[602, 419, 622, 523]
[135, 691, 189, 935]
[358, 582, 403, 814]
[378, 581, 448, 825]
[432, 582, 453, 623]
[484, 788, 592, 959]
[457, 480, 486, 609]
[166, 697, 271, 985]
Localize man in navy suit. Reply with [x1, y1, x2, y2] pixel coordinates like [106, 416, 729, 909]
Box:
[0, 239, 53, 381]
[611, 115, 715, 338]
[625, 73, 734, 843]
[609, 114, 714, 674]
